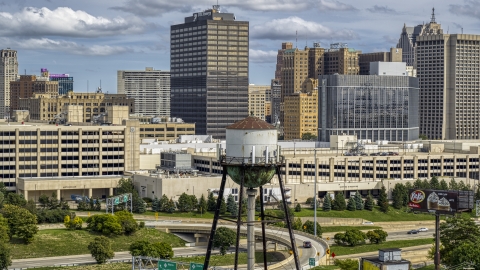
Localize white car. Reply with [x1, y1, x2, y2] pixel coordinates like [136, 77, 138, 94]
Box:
[418, 227, 429, 232]
[363, 221, 374, 225]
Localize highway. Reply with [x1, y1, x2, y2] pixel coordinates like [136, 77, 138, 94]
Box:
[9, 221, 328, 270]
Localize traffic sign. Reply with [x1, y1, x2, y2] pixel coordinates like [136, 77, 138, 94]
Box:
[309, 258, 315, 266]
[331, 252, 336, 258]
[326, 248, 330, 255]
[158, 260, 177, 270]
[190, 263, 204, 270]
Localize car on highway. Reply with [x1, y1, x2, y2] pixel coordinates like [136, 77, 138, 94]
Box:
[362, 221, 374, 225]
[418, 228, 429, 232]
[303, 241, 312, 248]
[407, 230, 419, 234]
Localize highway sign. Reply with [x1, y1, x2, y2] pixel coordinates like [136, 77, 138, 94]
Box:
[326, 248, 330, 255]
[331, 252, 336, 258]
[158, 260, 176, 270]
[190, 262, 204, 269]
[309, 258, 315, 266]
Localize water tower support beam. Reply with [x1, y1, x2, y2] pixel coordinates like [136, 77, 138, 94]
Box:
[259, 186, 268, 270]
[204, 168, 228, 270]
[234, 167, 245, 270]
[276, 166, 301, 270]
[247, 188, 257, 270]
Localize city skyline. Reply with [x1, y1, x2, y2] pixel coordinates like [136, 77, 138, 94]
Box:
[0, 0, 478, 92]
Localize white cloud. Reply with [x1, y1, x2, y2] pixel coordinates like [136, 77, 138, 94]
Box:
[318, 0, 357, 11]
[0, 7, 147, 38]
[0, 38, 129, 56]
[251, 17, 357, 41]
[367, 5, 397, 14]
[450, 0, 480, 18]
[249, 49, 277, 63]
[111, 0, 355, 16]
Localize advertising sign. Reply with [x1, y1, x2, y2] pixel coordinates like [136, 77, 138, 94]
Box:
[408, 189, 458, 215]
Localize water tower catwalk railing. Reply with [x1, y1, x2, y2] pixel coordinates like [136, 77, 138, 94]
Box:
[203, 155, 301, 270]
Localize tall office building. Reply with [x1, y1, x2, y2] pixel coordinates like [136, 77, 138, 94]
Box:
[41, 68, 74, 95]
[358, 48, 402, 75]
[318, 63, 419, 142]
[324, 43, 361, 75]
[0, 49, 18, 119]
[248, 84, 270, 121]
[396, 24, 424, 66]
[270, 79, 281, 125]
[170, 6, 249, 139]
[117, 67, 170, 117]
[416, 10, 480, 140]
[275, 42, 293, 82]
[10, 75, 59, 115]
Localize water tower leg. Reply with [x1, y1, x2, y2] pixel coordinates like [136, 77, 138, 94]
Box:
[276, 166, 301, 270]
[259, 186, 268, 270]
[247, 188, 257, 270]
[204, 169, 228, 270]
[234, 168, 245, 270]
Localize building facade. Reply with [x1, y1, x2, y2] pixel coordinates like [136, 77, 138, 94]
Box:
[283, 79, 318, 140]
[270, 79, 282, 125]
[41, 68, 74, 95]
[0, 49, 18, 119]
[416, 12, 480, 140]
[324, 43, 361, 75]
[117, 67, 170, 117]
[17, 92, 134, 124]
[170, 6, 249, 139]
[0, 120, 140, 191]
[318, 74, 419, 142]
[139, 122, 195, 141]
[10, 75, 59, 116]
[396, 24, 425, 66]
[248, 84, 270, 121]
[275, 42, 293, 82]
[358, 48, 402, 75]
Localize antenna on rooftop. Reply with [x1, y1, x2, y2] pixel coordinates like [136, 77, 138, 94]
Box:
[431, 7, 436, 23]
[296, 30, 298, 48]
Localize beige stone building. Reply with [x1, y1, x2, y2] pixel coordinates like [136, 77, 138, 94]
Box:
[128, 115, 195, 141]
[10, 75, 59, 116]
[324, 44, 361, 75]
[283, 79, 318, 140]
[17, 91, 135, 124]
[0, 120, 140, 192]
[0, 49, 18, 119]
[358, 48, 403, 75]
[248, 85, 270, 121]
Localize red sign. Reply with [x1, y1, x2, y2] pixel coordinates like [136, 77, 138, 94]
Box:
[331, 252, 336, 258]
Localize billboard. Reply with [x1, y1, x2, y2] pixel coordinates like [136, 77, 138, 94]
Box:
[408, 189, 458, 215]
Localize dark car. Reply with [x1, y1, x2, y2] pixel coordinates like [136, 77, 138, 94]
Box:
[407, 230, 418, 234]
[303, 241, 312, 248]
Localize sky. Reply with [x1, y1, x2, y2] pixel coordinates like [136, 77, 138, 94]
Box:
[2, 0, 480, 93]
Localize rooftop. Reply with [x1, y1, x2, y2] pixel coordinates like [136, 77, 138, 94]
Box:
[226, 116, 276, 130]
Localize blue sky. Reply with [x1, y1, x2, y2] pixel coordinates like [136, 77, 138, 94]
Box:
[2, 0, 480, 93]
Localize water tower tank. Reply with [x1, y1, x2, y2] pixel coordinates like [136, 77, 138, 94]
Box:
[225, 116, 279, 188]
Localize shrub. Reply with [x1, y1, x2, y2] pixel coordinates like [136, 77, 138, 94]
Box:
[302, 220, 322, 237]
[305, 197, 314, 205]
[366, 229, 388, 244]
[86, 214, 122, 236]
[115, 210, 138, 235]
[139, 221, 145, 229]
[36, 209, 71, 224]
[129, 240, 174, 259]
[88, 236, 114, 264]
[295, 203, 302, 212]
[64, 213, 83, 230]
[213, 227, 236, 255]
[1, 204, 38, 243]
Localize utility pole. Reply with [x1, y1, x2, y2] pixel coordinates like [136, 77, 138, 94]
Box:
[314, 148, 318, 236]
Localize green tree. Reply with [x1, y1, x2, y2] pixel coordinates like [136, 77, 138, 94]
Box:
[159, 194, 169, 212]
[219, 196, 227, 214]
[94, 198, 101, 211]
[364, 193, 374, 211]
[448, 178, 459, 191]
[165, 199, 176, 213]
[295, 203, 302, 212]
[86, 214, 122, 236]
[301, 132, 317, 141]
[0, 243, 11, 270]
[292, 218, 303, 230]
[0, 204, 38, 243]
[213, 227, 236, 255]
[421, 179, 430, 189]
[458, 180, 469, 191]
[438, 215, 480, 267]
[177, 193, 191, 212]
[116, 177, 135, 194]
[115, 210, 138, 235]
[226, 194, 237, 215]
[346, 197, 356, 211]
[342, 229, 367, 246]
[429, 176, 440, 190]
[334, 259, 359, 270]
[88, 236, 114, 264]
[0, 192, 4, 209]
[198, 194, 208, 214]
[476, 185, 480, 201]
[419, 134, 428, 140]
[413, 179, 423, 189]
[366, 229, 388, 244]
[207, 192, 216, 211]
[323, 195, 332, 211]
[129, 240, 174, 259]
[354, 192, 363, 210]
[0, 215, 9, 242]
[188, 195, 198, 212]
[151, 196, 160, 212]
[302, 220, 322, 237]
[133, 194, 146, 214]
[332, 192, 346, 211]
[392, 183, 406, 209]
[439, 179, 449, 190]
[5, 193, 27, 207]
[377, 185, 389, 213]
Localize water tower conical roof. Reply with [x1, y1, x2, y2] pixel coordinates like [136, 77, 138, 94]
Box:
[226, 116, 276, 130]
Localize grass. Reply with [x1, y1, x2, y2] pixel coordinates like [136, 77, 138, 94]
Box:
[330, 238, 433, 256]
[23, 264, 131, 270]
[322, 226, 380, 233]
[415, 264, 435, 270]
[311, 266, 339, 270]
[171, 251, 288, 266]
[8, 228, 185, 260]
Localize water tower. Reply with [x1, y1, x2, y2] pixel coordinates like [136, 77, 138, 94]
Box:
[204, 116, 301, 270]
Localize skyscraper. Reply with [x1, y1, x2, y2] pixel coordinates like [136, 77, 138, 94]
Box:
[0, 49, 18, 119]
[170, 6, 249, 139]
[396, 24, 424, 66]
[117, 67, 170, 117]
[41, 68, 74, 95]
[416, 9, 480, 140]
